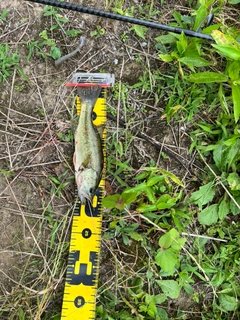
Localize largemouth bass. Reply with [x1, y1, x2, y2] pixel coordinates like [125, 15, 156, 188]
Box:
[73, 85, 103, 203]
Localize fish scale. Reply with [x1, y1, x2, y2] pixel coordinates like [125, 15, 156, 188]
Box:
[61, 73, 114, 320]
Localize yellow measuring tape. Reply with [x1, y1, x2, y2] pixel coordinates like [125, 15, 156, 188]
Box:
[61, 74, 112, 319]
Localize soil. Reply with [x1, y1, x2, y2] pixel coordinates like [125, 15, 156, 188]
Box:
[0, 1, 238, 319]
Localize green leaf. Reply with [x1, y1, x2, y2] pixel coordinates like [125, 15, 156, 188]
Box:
[123, 182, 147, 193]
[145, 186, 156, 203]
[227, 172, 240, 191]
[128, 231, 143, 241]
[171, 237, 186, 252]
[65, 29, 82, 37]
[229, 197, 240, 215]
[218, 197, 230, 220]
[147, 174, 165, 186]
[159, 231, 173, 249]
[121, 190, 139, 205]
[179, 56, 211, 68]
[155, 249, 177, 275]
[231, 83, 240, 123]
[157, 307, 168, 320]
[198, 204, 218, 226]
[156, 280, 181, 299]
[154, 294, 167, 304]
[132, 25, 147, 39]
[159, 168, 184, 187]
[218, 293, 238, 311]
[159, 53, 174, 63]
[177, 32, 188, 54]
[227, 61, 240, 80]
[211, 30, 240, 60]
[212, 44, 240, 60]
[211, 30, 240, 48]
[134, 171, 149, 181]
[137, 203, 158, 212]
[228, 0, 240, 3]
[213, 144, 228, 171]
[193, 4, 207, 31]
[190, 182, 215, 209]
[185, 72, 228, 83]
[102, 194, 120, 208]
[155, 34, 176, 44]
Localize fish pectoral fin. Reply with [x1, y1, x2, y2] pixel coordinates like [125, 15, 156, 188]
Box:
[79, 155, 91, 169]
[73, 152, 76, 167]
[96, 123, 106, 137]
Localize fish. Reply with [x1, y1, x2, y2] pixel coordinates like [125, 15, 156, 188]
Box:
[73, 85, 103, 203]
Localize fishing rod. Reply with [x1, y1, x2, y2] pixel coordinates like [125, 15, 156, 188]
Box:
[25, 0, 215, 42]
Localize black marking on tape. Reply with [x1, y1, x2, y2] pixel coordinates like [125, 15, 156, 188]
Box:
[66, 251, 98, 286]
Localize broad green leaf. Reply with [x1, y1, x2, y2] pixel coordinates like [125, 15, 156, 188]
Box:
[227, 61, 240, 80]
[128, 231, 143, 241]
[156, 194, 177, 209]
[147, 175, 165, 186]
[190, 181, 215, 209]
[155, 34, 176, 44]
[121, 191, 139, 205]
[159, 231, 173, 248]
[211, 30, 240, 49]
[123, 182, 147, 193]
[157, 202, 176, 210]
[183, 283, 194, 294]
[218, 197, 230, 220]
[169, 228, 180, 240]
[230, 197, 240, 215]
[159, 53, 174, 63]
[185, 72, 228, 83]
[231, 83, 240, 122]
[212, 44, 240, 60]
[218, 293, 238, 311]
[193, 5, 207, 31]
[159, 168, 184, 187]
[132, 25, 147, 39]
[211, 271, 225, 287]
[155, 249, 177, 275]
[228, 0, 240, 3]
[177, 32, 187, 54]
[179, 56, 211, 68]
[122, 233, 130, 245]
[198, 204, 218, 225]
[157, 308, 168, 320]
[145, 186, 156, 203]
[154, 294, 167, 304]
[226, 139, 240, 169]
[171, 237, 186, 252]
[224, 135, 240, 146]
[134, 171, 149, 181]
[137, 203, 157, 212]
[173, 11, 182, 25]
[156, 280, 181, 299]
[211, 31, 240, 60]
[102, 194, 120, 208]
[213, 144, 228, 171]
[227, 172, 240, 191]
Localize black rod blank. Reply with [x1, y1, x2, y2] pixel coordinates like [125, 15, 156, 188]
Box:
[25, 0, 214, 41]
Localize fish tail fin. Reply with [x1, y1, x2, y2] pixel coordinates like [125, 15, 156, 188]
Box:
[77, 85, 102, 105]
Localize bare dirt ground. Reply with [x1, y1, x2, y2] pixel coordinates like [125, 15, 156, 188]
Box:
[1, 0, 238, 319]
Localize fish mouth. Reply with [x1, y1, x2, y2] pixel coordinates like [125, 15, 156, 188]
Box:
[78, 190, 92, 204]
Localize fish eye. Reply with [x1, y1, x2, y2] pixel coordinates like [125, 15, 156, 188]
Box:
[89, 188, 94, 194]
